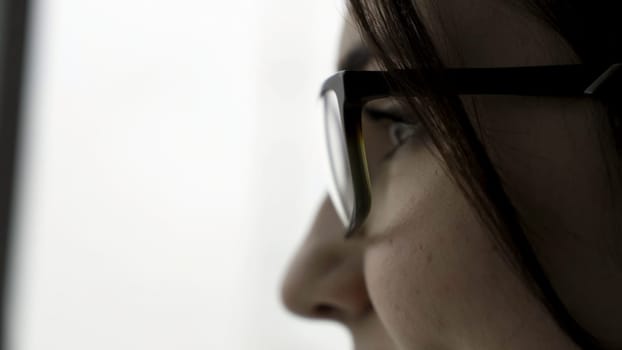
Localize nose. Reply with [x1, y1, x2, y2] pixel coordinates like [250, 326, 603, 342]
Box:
[281, 197, 371, 322]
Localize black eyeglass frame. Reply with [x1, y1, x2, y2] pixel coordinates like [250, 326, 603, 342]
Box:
[320, 63, 622, 238]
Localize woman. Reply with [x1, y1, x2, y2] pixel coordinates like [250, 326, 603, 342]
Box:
[282, 0, 622, 349]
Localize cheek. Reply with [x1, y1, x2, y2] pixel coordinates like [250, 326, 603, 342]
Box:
[362, 193, 550, 349]
[364, 135, 441, 236]
[360, 140, 483, 346]
[360, 137, 572, 349]
[362, 220, 469, 347]
[363, 184, 506, 348]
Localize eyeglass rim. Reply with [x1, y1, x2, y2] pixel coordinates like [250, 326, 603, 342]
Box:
[320, 63, 622, 238]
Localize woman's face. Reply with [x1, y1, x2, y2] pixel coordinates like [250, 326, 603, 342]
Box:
[282, 1, 622, 349]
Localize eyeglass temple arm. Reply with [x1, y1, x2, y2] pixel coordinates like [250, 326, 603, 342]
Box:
[341, 63, 622, 99]
[442, 63, 622, 96]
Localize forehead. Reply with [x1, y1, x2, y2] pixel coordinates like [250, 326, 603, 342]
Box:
[337, 17, 374, 71]
[337, 0, 576, 69]
[338, 17, 364, 63]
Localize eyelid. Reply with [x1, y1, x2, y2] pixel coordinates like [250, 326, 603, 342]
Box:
[364, 107, 415, 124]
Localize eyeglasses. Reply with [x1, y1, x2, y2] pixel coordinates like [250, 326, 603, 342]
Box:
[320, 63, 621, 238]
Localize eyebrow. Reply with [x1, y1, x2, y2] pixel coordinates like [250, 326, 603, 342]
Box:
[337, 45, 373, 71]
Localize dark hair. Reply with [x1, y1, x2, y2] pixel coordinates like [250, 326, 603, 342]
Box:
[347, 0, 622, 349]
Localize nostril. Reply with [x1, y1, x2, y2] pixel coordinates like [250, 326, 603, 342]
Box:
[313, 304, 336, 317]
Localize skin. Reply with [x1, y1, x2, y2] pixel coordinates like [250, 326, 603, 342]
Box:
[282, 1, 622, 349]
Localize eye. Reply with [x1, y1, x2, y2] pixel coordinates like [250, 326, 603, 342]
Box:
[361, 100, 428, 183]
[361, 104, 425, 181]
[364, 107, 423, 158]
[389, 121, 419, 147]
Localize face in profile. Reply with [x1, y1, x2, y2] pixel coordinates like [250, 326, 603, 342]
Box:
[282, 1, 622, 349]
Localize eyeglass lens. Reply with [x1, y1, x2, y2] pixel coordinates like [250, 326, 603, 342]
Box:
[323, 90, 355, 228]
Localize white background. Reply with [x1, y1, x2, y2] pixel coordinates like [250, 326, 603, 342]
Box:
[7, 0, 351, 349]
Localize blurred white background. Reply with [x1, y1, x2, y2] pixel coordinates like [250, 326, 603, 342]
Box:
[6, 0, 350, 349]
